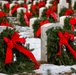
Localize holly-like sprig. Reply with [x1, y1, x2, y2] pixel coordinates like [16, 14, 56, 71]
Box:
[46, 27, 76, 65]
[0, 27, 34, 74]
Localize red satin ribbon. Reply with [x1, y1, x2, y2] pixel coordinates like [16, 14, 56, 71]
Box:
[36, 20, 50, 37]
[69, 17, 76, 31]
[24, 11, 32, 26]
[3, 32, 39, 69]
[46, 9, 58, 21]
[11, 5, 19, 14]
[57, 31, 76, 58]
[23, 4, 28, 9]
[38, 1, 45, 8]
[24, 13, 29, 26]
[0, 11, 6, 18]
[1, 20, 13, 28]
[64, 9, 73, 16]
[4, 2, 10, 9]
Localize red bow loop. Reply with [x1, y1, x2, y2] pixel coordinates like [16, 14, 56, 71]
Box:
[3, 32, 39, 69]
[46, 9, 58, 21]
[57, 31, 76, 58]
[69, 17, 76, 31]
[1, 21, 13, 28]
[36, 20, 50, 37]
[11, 5, 20, 14]
[4, 2, 10, 9]
[11, 32, 25, 44]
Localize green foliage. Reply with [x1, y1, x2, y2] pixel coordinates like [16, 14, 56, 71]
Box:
[32, 19, 40, 38]
[41, 8, 56, 23]
[63, 17, 71, 30]
[19, 10, 27, 26]
[46, 27, 76, 65]
[0, 17, 9, 24]
[48, 16, 56, 23]
[3, 5, 9, 13]
[12, 11, 17, 17]
[59, 7, 67, 17]
[11, 6, 17, 17]
[73, 2, 76, 10]
[30, 4, 39, 18]
[41, 8, 47, 21]
[0, 27, 34, 74]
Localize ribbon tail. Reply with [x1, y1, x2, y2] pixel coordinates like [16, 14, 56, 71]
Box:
[71, 25, 74, 31]
[24, 14, 29, 26]
[56, 44, 62, 56]
[5, 48, 13, 64]
[35, 28, 41, 37]
[11, 7, 18, 14]
[66, 43, 76, 59]
[51, 12, 58, 21]
[15, 44, 39, 69]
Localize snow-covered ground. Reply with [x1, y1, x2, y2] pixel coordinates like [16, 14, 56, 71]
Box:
[0, 26, 76, 75]
[35, 64, 76, 75]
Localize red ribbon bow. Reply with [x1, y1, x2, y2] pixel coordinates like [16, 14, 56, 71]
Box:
[69, 17, 76, 31]
[57, 31, 76, 58]
[1, 20, 13, 28]
[0, 11, 6, 18]
[36, 20, 50, 37]
[11, 5, 20, 14]
[38, 1, 45, 8]
[24, 11, 32, 26]
[23, 4, 28, 9]
[3, 32, 39, 69]
[65, 9, 73, 16]
[46, 9, 58, 21]
[4, 2, 10, 9]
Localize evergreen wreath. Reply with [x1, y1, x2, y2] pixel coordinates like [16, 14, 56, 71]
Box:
[0, 27, 34, 74]
[30, 3, 39, 18]
[46, 27, 76, 65]
[18, 10, 27, 26]
[41, 8, 57, 23]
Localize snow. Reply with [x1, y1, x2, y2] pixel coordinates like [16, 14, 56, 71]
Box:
[35, 64, 76, 75]
[0, 27, 76, 75]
